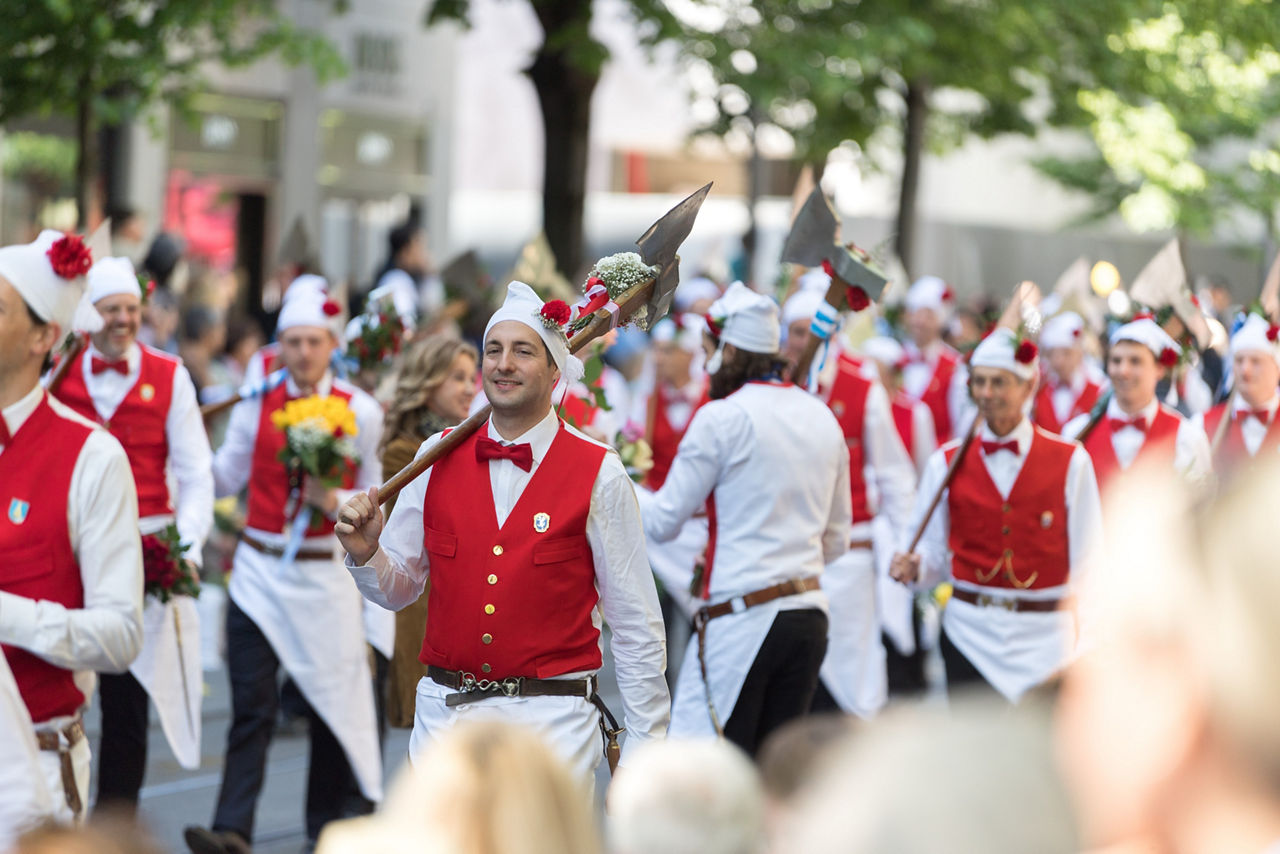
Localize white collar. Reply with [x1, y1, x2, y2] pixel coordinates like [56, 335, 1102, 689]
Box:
[487, 406, 560, 463]
[1108, 395, 1158, 423]
[980, 417, 1033, 454]
[286, 370, 333, 398]
[2, 384, 46, 438]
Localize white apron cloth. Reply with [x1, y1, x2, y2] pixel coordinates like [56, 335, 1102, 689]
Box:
[818, 545, 886, 718]
[0, 655, 53, 844]
[669, 590, 825, 738]
[409, 675, 601, 785]
[129, 595, 202, 769]
[362, 598, 396, 661]
[943, 593, 1075, 702]
[873, 513, 916, 655]
[645, 514, 708, 622]
[229, 537, 383, 801]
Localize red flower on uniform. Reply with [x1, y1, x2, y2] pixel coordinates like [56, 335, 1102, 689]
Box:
[1268, 324, 1280, 342]
[46, 233, 92, 279]
[704, 313, 723, 338]
[1159, 347, 1179, 367]
[322, 300, 341, 317]
[1015, 340, 1038, 364]
[540, 299, 571, 327]
[846, 285, 870, 312]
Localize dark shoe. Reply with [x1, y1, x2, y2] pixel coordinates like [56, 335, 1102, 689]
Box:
[184, 826, 252, 854]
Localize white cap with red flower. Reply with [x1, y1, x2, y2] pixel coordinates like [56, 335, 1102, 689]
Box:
[484, 280, 585, 386]
[0, 229, 96, 331]
[703, 281, 781, 374]
[1229, 313, 1280, 369]
[970, 327, 1038, 381]
[1039, 311, 1085, 351]
[1110, 316, 1181, 365]
[87, 256, 143, 304]
[905, 275, 954, 316]
[277, 274, 344, 336]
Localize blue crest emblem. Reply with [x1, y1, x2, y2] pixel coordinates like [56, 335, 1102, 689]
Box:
[8, 499, 30, 525]
[533, 512, 550, 534]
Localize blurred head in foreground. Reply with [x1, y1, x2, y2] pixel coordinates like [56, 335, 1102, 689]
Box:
[316, 721, 599, 854]
[1057, 458, 1280, 853]
[777, 700, 1077, 854]
[608, 739, 765, 854]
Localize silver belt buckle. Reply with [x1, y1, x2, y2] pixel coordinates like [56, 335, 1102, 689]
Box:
[976, 593, 1016, 611]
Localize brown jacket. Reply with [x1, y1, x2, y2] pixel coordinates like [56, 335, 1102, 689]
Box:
[382, 435, 430, 728]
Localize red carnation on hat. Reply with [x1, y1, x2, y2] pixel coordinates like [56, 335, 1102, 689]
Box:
[1269, 324, 1280, 343]
[1132, 311, 1155, 321]
[540, 299, 571, 327]
[1159, 347, 1179, 367]
[941, 286, 954, 302]
[846, 285, 870, 312]
[704, 312, 723, 338]
[1015, 340, 1038, 364]
[322, 300, 341, 317]
[46, 233, 92, 279]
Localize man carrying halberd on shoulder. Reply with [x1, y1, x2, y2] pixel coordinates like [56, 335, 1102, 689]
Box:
[336, 281, 669, 785]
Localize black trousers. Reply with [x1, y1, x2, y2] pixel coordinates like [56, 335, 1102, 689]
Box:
[723, 608, 829, 757]
[96, 670, 151, 812]
[939, 628, 1000, 699]
[211, 600, 370, 843]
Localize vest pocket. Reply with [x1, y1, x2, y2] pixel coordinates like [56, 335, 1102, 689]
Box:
[532, 537, 587, 565]
[424, 527, 457, 558]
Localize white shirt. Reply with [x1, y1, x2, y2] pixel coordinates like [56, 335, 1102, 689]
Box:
[1048, 370, 1090, 426]
[79, 342, 214, 557]
[0, 385, 143, 677]
[1062, 396, 1213, 486]
[212, 371, 385, 539]
[848, 382, 917, 541]
[1191, 393, 1279, 458]
[345, 407, 670, 748]
[902, 340, 973, 438]
[640, 382, 852, 598]
[908, 418, 1103, 700]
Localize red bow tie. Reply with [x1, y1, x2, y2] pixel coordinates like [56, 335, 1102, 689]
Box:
[0, 417, 10, 447]
[1110, 416, 1147, 434]
[475, 436, 533, 472]
[1244, 409, 1272, 423]
[91, 356, 129, 376]
[981, 439, 1019, 456]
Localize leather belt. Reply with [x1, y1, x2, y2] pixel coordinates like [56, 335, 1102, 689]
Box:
[427, 665, 624, 774]
[692, 575, 823, 737]
[36, 717, 85, 816]
[951, 588, 1064, 613]
[242, 532, 333, 562]
[849, 539, 873, 550]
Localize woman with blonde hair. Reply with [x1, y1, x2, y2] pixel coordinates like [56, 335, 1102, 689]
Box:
[316, 721, 600, 854]
[380, 334, 479, 727]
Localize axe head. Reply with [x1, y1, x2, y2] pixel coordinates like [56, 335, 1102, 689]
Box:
[781, 187, 888, 299]
[441, 250, 483, 294]
[635, 182, 713, 329]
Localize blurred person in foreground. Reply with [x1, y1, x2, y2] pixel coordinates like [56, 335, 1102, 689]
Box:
[12, 814, 164, 854]
[0, 232, 143, 825]
[778, 700, 1077, 854]
[378, 335, 479, 728]
[1057, 458, 1280, 854]
[317, 721, 599, 854]
[891, 328, 1102, 702]
[608, 738, 765, 854]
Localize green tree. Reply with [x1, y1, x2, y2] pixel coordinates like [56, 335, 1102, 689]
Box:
[0, 0, 346, 229]
[426, 0, 680, 279]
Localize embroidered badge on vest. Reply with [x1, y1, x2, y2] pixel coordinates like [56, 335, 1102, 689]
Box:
[8, 499, 29, 525]
[140, 383, 156, 402]
[1041, 511, 1054, 529]
[832, 401, 846, 417]
[533, 512, 550, 533]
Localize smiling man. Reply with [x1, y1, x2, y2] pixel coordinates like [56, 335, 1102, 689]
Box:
[336, 281, 669, 786]
[52, 256, 213, 812]
[890, 328, 1101, 702]
[1197, 312, 1280, 465]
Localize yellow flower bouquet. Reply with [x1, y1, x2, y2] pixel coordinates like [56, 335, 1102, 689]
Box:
[271, 394, 361, 533]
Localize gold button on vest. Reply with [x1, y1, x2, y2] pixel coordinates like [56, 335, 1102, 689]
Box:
[482, 633, 493, 645]
[484, 604, 495, 615]
[487, 574, 498, 585]
[481, 664, 491, 673]
[492, 545, 503, 556]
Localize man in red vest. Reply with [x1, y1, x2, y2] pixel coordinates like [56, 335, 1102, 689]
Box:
[53, 255, 213, 813]
[640, 282, 850, 754]
[1062, 317, 1211, 497]
[185, 283, 385, 854]
[337, 281, 669, 784]
[901, 276, 970, 442]
[891, 327, 1102, 701]
[779, 289, 917, 718]
[1033, 311, 1104, 434]
[861, 335, 937, 473]
[0, 231, 143, 824]
[1196, 312, 1280, 467]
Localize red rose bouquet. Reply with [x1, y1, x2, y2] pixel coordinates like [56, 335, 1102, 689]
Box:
[141, 524, 200, 603]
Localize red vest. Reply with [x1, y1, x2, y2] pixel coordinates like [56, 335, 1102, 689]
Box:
[946, 427, 1074, 590]
[245, 382, 355, 536]
[418, 424, 605, 679]
[644, 380, 709, 490]
[256, 343, 282, 378]
[826, 355, 874, 524]
[1082, 405, 1182, 494]
[1032, 376, 1101, 435]
[1, 396, 93, 722]
[1203, 402, 1280, 463]
[918, 347, 959, 442]
[55, 345, 179, 518]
